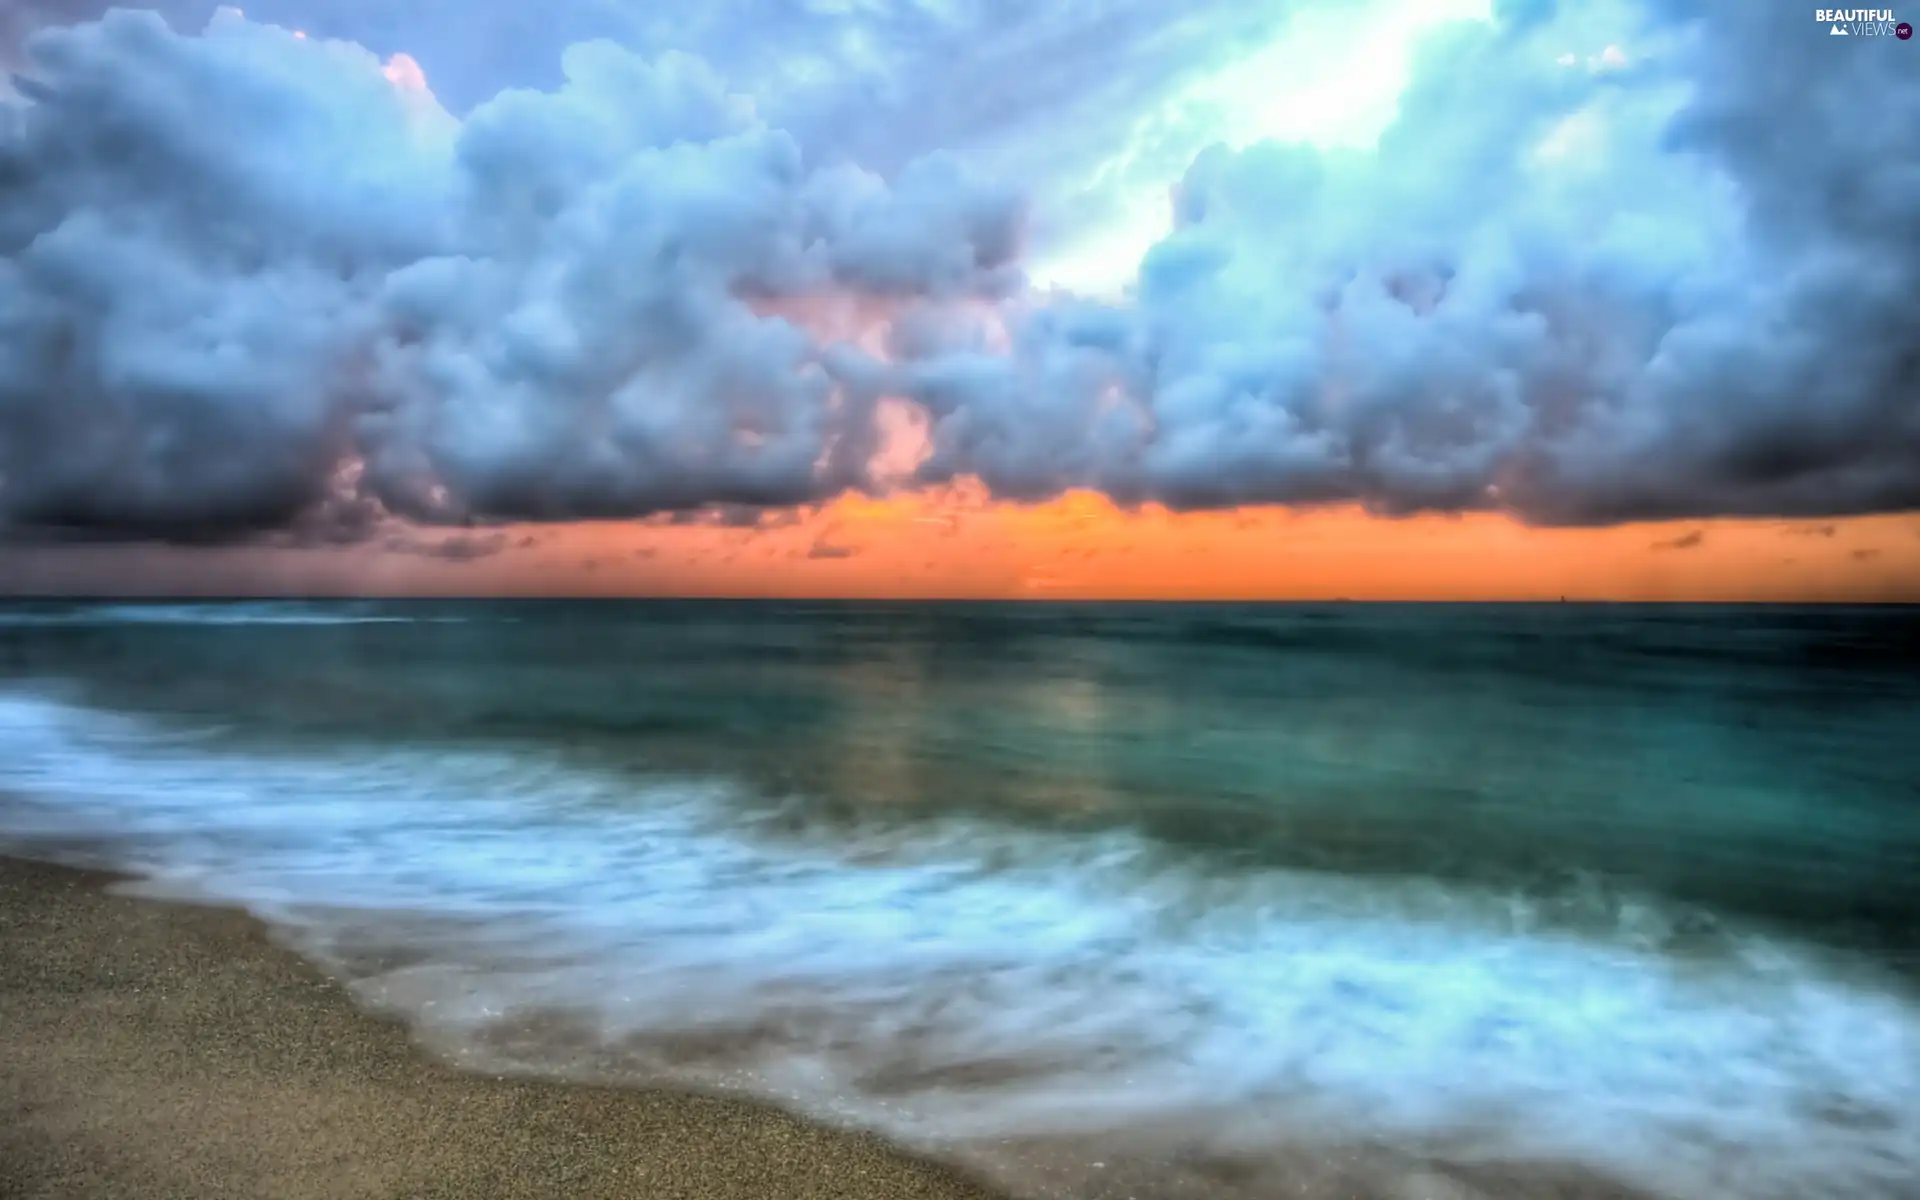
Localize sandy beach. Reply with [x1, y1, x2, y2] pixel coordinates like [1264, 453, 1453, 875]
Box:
[0, 855, 1002, 1200]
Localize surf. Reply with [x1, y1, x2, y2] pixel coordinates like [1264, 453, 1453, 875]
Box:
[3, 688, 1917, 1199]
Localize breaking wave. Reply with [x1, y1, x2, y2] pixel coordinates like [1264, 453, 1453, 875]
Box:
[2, 688, 1917, 1199]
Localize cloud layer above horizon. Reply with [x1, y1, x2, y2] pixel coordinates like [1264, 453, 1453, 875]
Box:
[1, 0, 1916, 545]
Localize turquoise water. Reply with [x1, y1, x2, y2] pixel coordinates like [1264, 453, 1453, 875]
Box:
[2, 600, 1918, 1198]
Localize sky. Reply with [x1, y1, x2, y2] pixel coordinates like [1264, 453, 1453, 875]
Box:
[0, 0, 1917, 600]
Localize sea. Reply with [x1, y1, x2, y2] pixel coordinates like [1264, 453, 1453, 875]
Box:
[2, 599, 1917, 1199]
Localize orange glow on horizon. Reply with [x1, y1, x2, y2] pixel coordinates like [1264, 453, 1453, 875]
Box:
[347, 486, 1920, 603]
[4, 486, 1915, 601]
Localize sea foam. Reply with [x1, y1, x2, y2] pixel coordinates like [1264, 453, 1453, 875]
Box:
[2, 688, 1916, 1199]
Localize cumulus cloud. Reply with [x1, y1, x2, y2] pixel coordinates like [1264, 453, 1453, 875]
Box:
[3, 0, 1918, 549]
[225, 0, 1295, 172]
[895, 0, 1920, 524]
[0, 9, 1019, 539]
[4, 0, 1289, 255]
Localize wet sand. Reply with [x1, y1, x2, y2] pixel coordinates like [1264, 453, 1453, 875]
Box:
[0, 855, 1002, 1200]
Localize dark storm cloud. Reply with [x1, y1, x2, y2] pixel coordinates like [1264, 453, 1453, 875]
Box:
[0, 11, 1019, 540]
[3, 0, 1918, 552]
[893, 0, 1920, 525]
[279, 490, 389, 550]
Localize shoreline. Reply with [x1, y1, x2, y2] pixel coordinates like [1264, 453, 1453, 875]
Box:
[0, 853, 1004, 1200]
[0, 853, 1677, 1200]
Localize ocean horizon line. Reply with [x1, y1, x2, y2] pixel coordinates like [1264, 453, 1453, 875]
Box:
[3, 594, 1917, 608]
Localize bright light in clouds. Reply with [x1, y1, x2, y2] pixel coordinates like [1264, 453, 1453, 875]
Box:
[1205, 0, 1493, 148]
[1031, 0, 1492, 295]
